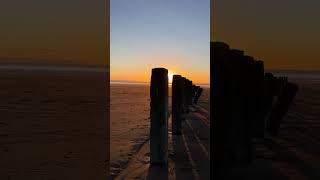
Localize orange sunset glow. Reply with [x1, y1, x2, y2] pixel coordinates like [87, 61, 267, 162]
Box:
[168, 71, 175, 83]
[111, 64, 210, 84]
[0, 1, 109, 67]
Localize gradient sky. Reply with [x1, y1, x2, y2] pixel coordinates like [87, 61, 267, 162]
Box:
[0, 0, 109, 66]
[111, 0, 210, 84]
[212, 0, 320, 71]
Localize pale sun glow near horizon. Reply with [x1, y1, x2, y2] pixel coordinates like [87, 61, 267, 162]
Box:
[168, 71, 175, 84]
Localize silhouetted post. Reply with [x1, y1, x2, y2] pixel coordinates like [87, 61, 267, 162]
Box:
[267, 82, 298, 136]
[182, 77, 189, 114]
[172, 75, 183, 135]
[264, 73, 276, 125]
[193, 87, 203, 104]
[192, 85, 197, 97]
[228, 50, 252, 164]
[188, 80, 193, 106]
[266, 75, 286, 133]
[241, 55, 255, 163]
[212, 42, 230, 179]
[251, 60, 265, 138]
[180, 77, 187, 120]
[194, 85, 200, 99]
[150, 68, 168, 165]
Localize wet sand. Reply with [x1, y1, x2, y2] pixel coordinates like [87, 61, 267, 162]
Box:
[0, 69, 109, 180]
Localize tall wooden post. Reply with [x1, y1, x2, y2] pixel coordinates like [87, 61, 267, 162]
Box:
[193, 88, 203, 104]
[150, 68, 168, 165]
[182, 77, 189, 114]
[267, 82, 298, 136]
[192, 85, 197, 98]
[212, 42, 230, 179]
[252, 60, 265, 138]
[172, 75, 183, 135]
[188, 80, 193, 105]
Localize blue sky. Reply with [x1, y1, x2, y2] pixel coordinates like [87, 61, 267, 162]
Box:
[110, 0, 210, 83]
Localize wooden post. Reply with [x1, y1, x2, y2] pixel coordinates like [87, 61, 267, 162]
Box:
[188, 80, 193, 106]
[150, 68, 168, 165]
[264, 73, 276, 129]
[172, 75, 183, 135]
[242, 55, 255, 164]
[192, 85, 197, 98]
[267, 81, 298, 136]
[227, 50, 252, 165]
[182, 77, 189, 114]
[212, 41, 230, 179]
[193, 87, 203, 104]
[252, 60, 265, 138]
[194, 86, 200, 98]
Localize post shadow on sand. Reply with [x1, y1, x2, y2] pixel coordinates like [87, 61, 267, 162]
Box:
[211, 41, 299, 179]
[171, 134, 197, 180]
[146, 133, 208, 180]
[261, 137, 320, 180]
[146, 164, 169, 180]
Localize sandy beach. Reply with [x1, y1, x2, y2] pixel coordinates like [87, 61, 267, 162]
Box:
[110, 84, 174, 177]
[0, 68, 109, 180]
[111, 85, 210, 179]
[110, 84, 152, 177]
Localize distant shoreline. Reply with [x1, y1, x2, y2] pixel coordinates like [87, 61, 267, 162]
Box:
[111, 80, 210, 88]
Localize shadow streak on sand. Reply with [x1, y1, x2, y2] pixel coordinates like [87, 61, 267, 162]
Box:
[146, 105, 210, 180]
[146, 165, 169, 180]
[262, 138, 320, 180]
[172, 135, 197, 180]
[115, 96, 210, 179]
[170, 106, 210, 180]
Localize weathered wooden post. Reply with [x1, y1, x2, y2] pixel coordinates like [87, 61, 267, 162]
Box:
[193, 87, 203, 104]
[188, 80, 193, 106]
[182, 77, 189, 114]
[267, 81, 298, 136]
[180, 77, 187, 120]
[264, 73, 276, 127]
[228, 50, 253, 165]
[194, 85, 200, 99]
[241, 55, 255, 164]
[192, 85, 197, 98]
[150, 68, 168, 165]
[172, 75, 183, 135]
[266, 75, 285, 134]
[252, 60, 265, 138]
[212, 41, 230, 179]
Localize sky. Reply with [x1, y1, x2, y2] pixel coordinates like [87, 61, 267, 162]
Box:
[0, 0, 109, 67]
[212, 0, 320, 71]
[111, 0, 210, 84]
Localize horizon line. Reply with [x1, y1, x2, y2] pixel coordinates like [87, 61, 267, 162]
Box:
[111, 79, 210, 86]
